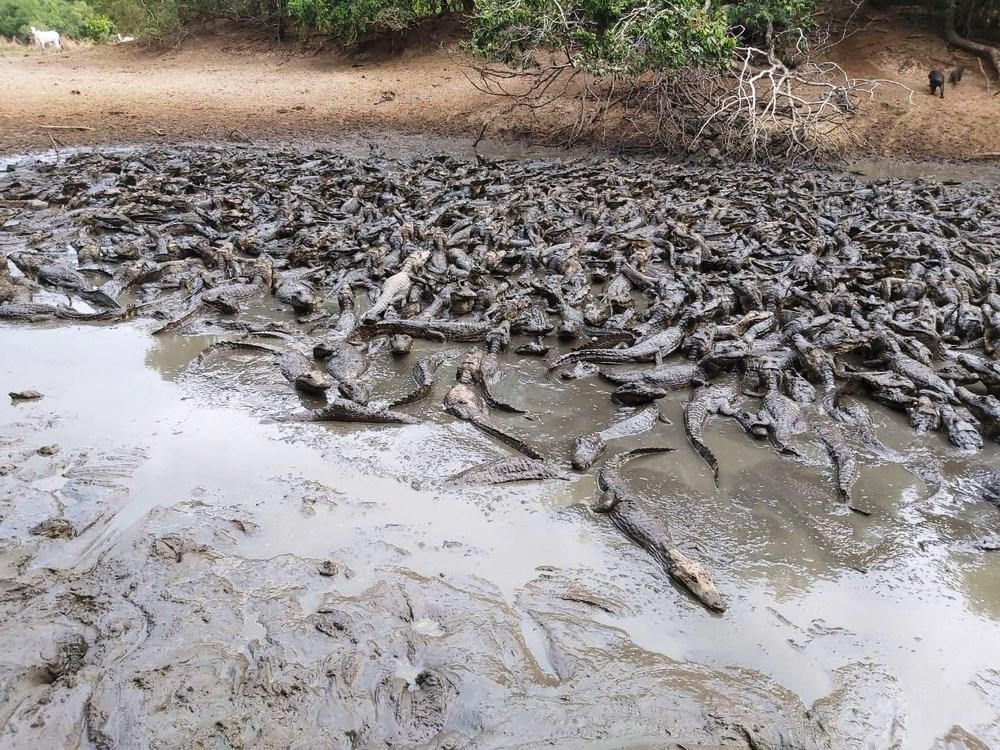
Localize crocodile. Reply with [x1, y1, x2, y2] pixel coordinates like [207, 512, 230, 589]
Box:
[202, 257, 274, 314]
[332, 289, 357, 338]
[559, 362, 600, 380]
[278, 398, 419, 424]
[361, 250, 429, 322]
[907, 396, 941, 434]
[572, 406, 662, 470]
[955, 386, 1000, 438]
[313, 341, 370, 402]
[683, 384, 739, 485]
[548, 322, 691, 371]
[389, 353, 447, 408]
[599, 362, 702, 389]
[611, 381, 670, 405]
[459, 347, 524, 414]
[7, 253, 119, 308]
[0, 302, 129, 322]
[815, 421, 869, 515]
[754, 368, 807, 448]
[274, 268, 323, 314]
[593, 448, 727, 613]
[349, 318, 492, 343]
[873, 331, 955, 402]
[450, 456, 570, 484]
[939, 404, 983, 451]
[197, 340, 331, 395]
[444, 377, 543, 459]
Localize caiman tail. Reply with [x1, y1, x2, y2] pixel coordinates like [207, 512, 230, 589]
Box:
[548, 348, 623, 371]
[474, 371, 525, 414]
[467, 417, 544, 460]
[686, 430, 720, 487]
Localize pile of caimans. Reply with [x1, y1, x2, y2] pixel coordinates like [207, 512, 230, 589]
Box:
[2, 146, 999, 612]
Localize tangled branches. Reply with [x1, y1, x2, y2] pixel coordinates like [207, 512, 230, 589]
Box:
[467, 40, 913, 162]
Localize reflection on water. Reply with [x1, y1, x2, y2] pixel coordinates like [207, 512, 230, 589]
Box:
[2, 320, 1000, 746]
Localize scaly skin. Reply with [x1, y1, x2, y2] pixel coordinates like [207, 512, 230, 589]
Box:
[572, 406, 661, 470]
[361, 250, 429, 322]
[815, 421, 868, 515]
[279, 399, 418, 425]
[683, 385, 738, 486]
[349, 318, 492, 343]
[548, 324, 688, 370]
[451, 456, 570, 484]
[389, 353, 447, 408]
[444, 382, 543, 459]
[198, 340, 331, 395]
[593, 448, 727, 613]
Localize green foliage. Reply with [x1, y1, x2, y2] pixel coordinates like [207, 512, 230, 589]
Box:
[284, 0, 463, 42]
[0, 0, 113, 40]
[469, 0, 738, 74]
[725, 0, 815, 44]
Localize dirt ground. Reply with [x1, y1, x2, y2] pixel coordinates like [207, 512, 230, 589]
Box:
[0, 12, 998, 160]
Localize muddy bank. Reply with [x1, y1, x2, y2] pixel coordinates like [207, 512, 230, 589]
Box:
[1, 15, 999, 160]
[2, 322, 1000, 748]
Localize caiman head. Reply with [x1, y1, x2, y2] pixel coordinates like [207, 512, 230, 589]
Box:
[338, 380, 370, 404]
[571, 434, 606, 471]
[295, 369, 333, 396]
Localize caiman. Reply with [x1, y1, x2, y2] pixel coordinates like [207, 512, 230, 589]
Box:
[683, 384, 739, 485]
[572, 406, 662, 470]
[548, 319, 692, 371]
[389, 353, 447, 408]
[444, 372, 543, 460]
[593, 448, 727, 613]
[458, 346, 524, 414]
[599, 362, 702, 390]
[939, 404, 983, 451]
[450, 456, 570, 485]
[198, 340, 331, 396]
[611, 381, 670, 405]
[278, 398, 418, 425]
[349, 318, 492, 343]
[0, 302, 130, 323]
[313, 340, 370, 402]
[815, 421, 869, 515]
[202, 256, 274, 314]
[274, 269, 323, 314]
[362, 250, 429, 322]
[955, 386, 1000, 439]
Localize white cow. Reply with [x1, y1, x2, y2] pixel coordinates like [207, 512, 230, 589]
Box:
[30, 26, 62, 50]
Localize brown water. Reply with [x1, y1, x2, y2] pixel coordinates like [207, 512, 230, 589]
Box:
[2, 319, 999, 747]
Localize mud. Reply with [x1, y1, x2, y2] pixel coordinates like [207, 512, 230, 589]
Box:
[1, 319, 999, 748]
[2, 140, 1000, 747]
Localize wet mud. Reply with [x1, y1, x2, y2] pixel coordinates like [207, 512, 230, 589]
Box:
[1, 146, 1000, 748]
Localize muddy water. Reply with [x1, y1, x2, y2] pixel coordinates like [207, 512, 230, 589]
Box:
[2, 318, 1000, 747]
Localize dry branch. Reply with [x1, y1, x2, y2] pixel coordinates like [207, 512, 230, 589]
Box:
[466, 41, 912, 161]
[37, 124, 95, 131]
[945, 5, 1000, 79]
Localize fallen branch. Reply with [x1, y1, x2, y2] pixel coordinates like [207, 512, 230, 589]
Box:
[46, 132, 60, 163]
[965, 152, 1000, 161]
[37, 124, 95, 131]
[945, 6, 1000, 79]
[229, 128, 254, 145]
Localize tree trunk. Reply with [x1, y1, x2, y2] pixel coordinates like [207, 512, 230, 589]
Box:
[945, 4, 1000, 79]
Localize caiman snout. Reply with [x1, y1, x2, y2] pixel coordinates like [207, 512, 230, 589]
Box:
[295, 370, 332, 395]
[665, 548, 727, 613]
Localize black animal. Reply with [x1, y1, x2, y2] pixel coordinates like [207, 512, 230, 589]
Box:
[949, 66, 964, 86]
[929, 70, 945, 98]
